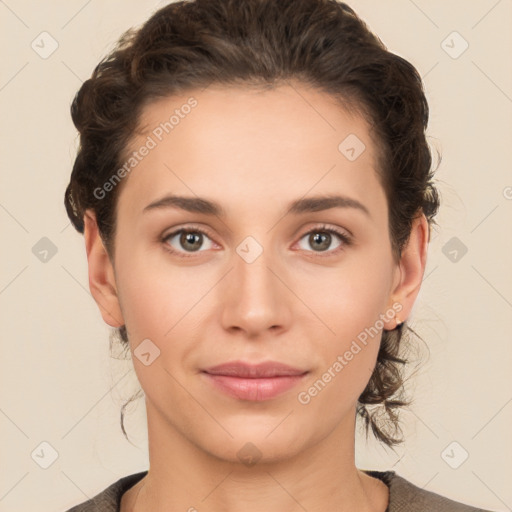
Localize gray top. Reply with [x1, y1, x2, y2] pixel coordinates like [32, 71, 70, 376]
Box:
[65, 469, 494, 511]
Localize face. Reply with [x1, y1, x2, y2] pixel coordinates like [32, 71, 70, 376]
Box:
[85, 82, 427, 464]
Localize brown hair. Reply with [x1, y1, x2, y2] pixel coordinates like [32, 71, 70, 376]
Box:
[64, 0, 440, 447]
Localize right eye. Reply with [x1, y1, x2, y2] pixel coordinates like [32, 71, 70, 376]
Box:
[162, 227, 216, 258]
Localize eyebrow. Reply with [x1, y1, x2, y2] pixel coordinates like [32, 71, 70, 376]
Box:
[142, 193, 371, 218]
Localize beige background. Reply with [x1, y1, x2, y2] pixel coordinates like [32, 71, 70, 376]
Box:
[1, 1, 511, 511]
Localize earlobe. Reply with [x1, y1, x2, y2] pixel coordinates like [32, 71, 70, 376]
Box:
[83, 209, 124, 328]
[385, 213, 429, 328]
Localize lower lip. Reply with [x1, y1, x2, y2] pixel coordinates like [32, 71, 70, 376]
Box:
[202, 372, 308, 401]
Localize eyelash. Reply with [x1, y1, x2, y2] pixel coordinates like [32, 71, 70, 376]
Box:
[161, 224, 353, 259]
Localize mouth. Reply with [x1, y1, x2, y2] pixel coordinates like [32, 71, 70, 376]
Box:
[201, 360, 309, 401]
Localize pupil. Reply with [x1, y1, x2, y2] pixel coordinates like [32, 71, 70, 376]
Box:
[311, 232, 329, 251]
[182, 232, 202, 251]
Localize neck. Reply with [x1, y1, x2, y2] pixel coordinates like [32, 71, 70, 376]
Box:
[126, 400, 388, 512]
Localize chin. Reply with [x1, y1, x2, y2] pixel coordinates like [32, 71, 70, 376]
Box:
[197, 423, 310, 464]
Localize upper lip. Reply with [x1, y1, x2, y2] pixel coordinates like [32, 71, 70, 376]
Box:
[202, 360, 308, 378]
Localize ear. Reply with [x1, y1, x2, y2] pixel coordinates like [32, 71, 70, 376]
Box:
[384, 212, 429, 329]
[83, 209, 124, 328]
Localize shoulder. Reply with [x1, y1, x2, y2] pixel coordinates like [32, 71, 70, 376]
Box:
[63, 471, 148, 512]
[363, 470, 495, 512]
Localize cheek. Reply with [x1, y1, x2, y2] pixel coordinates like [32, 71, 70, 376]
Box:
[296, 346, 377, 431]
[295, 251, 393, 405]
[113, 251, 211, 394]
[297, 289, 384, 421]
[304, 248, 394, 337]
[114, 245, 195, 338]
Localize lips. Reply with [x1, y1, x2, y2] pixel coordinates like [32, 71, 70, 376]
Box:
[201, 361, 309, 401]
[202, 360, 308, 378]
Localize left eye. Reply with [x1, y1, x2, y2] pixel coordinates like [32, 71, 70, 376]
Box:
[297, 227, 351, 254]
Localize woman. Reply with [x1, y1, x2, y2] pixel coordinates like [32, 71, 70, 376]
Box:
[63, 0, 493, 510]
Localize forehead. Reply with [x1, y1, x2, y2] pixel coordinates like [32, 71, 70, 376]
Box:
[115, 83, 385, 221]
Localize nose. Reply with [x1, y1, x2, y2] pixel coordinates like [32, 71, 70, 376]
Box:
[219, 244, 291, 338]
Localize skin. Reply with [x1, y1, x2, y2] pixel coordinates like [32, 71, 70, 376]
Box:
[83, 82, 428, 512]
